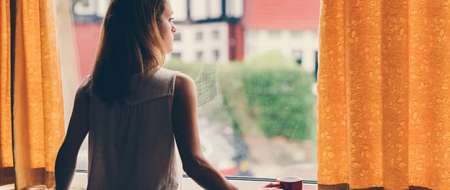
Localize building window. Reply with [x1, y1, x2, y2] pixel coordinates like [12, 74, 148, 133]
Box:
[213, 49, 220, 61]
[291, 31, 302, 38]
[212, 30, 220, 40]
[172, 52, 182, 60]
[195, 31, 204, 41]
[196, 51, 204, 61]
[268, 30, 281, 38]
[174, 33, 182, 42]
[250, 30, 260, 39]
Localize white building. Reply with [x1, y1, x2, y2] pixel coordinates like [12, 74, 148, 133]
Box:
[171, 23, 230, 63]
[169, 0, 245, 63]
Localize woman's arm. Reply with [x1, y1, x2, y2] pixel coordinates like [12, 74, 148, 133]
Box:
[55, 88, 90, 190]
[171, 73, 238, 190]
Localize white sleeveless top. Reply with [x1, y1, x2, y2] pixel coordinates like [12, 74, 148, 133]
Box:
[77, 68, 182, 190]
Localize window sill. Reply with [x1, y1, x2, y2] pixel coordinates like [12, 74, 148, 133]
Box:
[0, 184, 14, 190]
[69, 172, 318, 190]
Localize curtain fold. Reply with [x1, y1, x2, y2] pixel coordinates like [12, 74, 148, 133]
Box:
[0, 0, 65, 188]
[0, 0, 15, 185]
[318, 0, 450, 189]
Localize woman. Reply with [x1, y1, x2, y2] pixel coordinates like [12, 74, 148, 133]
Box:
[55, 0, 239, 189]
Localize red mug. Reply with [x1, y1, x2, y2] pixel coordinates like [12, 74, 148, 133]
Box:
[278, 176, 303, 190]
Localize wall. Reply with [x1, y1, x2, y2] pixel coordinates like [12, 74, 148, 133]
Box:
[245, 29, 319, 72]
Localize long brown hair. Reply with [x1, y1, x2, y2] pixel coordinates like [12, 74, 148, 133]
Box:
[91, 0, 166, 102]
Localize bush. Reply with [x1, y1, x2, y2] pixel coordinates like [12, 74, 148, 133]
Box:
[242, 65, 315, 140]
[165, 52, 316, 141]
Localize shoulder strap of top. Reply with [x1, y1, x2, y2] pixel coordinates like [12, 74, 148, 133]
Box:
[125, 68, 178, 105]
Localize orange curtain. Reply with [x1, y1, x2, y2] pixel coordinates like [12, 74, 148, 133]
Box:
[0, 0, 15, 185]
[0, 0, 64, 188]
[318, 0, 450, 189]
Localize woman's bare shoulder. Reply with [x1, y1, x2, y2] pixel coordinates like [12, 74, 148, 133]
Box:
[174, 72, 196, 97]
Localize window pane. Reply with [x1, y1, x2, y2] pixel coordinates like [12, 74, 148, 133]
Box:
[55, 0, 320, 189]
[172, 0, 188, 21]
[191, 0, 221, 20]
[174, 33, 182, 42]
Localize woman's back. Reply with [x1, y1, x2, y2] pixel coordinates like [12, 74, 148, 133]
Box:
[81, 68, 181, 190]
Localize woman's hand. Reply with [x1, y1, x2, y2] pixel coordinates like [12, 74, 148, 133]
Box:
[264, 181, 283, 189]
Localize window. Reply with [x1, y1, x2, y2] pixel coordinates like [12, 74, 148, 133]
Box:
[247, 30, 260, 40]
[190, 0, 222, 20]
[174, 33, 182, 42]
[196, 51, 204, 61]
[268, 30, 281, 38]
[226, 0, 244, 18]
[55, 0, 319, 188]
[291, 30, 302, 38]
[213, 49, 221, 61]
[195, 31, 204, 41]
[212, 30, 220, 40]
[172, 52, 182, 60]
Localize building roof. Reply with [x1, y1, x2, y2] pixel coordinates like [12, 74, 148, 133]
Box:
[243, 0, 320, 30]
